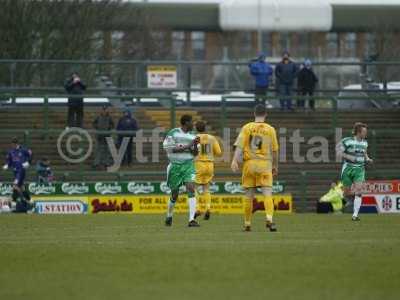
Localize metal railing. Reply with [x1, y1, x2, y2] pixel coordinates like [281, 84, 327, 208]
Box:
[221, 94, 400, 131]
[2, 59, 400, 101]
[2, 93, 400, 133]
[0, 94, 179, 132]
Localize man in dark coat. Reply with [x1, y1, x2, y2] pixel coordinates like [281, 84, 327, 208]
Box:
[297, 59, 319, 110]
[36, 157, 54, 183]
[93, 106, 114, 169]
[116, 109, 138, 166]
[65, 72, 86, 128]
[275, 51, 298, 111]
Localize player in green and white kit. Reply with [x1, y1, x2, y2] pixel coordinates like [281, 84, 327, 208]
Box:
[163, 115, 200, 227]
[336, 122, 373, 221]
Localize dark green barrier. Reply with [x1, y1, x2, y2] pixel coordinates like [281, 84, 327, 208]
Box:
[0, 181, 285, 196]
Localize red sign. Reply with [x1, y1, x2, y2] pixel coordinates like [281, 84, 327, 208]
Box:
[91, 198, 133, 213]
[363, 180, 400, 194]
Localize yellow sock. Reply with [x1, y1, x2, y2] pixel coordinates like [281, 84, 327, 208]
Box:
[204, 192, 211, 211]
[244, 199, 253, 226]
[263, 195, 274, 222]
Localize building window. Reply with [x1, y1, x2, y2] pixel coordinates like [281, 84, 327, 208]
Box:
[192, 31, 205, 60]
[280, 32, 290, 54]
[297, 32, 311, 58]
[326, 33, 338, 58]
[344, 33, 357, 58]
[261, 32, 272, 56]
[172, 31, 185, 59]
[365, 33, 376, 57]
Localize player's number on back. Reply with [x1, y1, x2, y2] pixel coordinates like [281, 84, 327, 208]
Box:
[250, 135, 263, 150]
[200, 143, 212, 155]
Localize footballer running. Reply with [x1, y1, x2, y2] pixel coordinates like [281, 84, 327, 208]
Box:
[336, 122, 373, 221]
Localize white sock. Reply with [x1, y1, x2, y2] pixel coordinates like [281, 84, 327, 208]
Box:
[353, 195, 362, 217]
[266, 215, 273, 223]
[188, 197, 196, 221]
[167, 199, 175, 217]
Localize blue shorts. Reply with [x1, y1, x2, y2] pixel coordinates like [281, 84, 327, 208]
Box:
[13, 170, 26, 187]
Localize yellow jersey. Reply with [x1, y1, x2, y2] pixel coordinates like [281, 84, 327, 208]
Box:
[234, 121, 278, 162]
[196, 133, 222, 162]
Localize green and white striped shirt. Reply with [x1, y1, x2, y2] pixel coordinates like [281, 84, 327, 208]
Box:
[337, 137, 368, 168]
[163, 128, 196, 164]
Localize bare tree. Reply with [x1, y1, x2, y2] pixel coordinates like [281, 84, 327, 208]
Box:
[0, 0, 177, 90]
[0, 0, 122, 88]
[368, 20, 400, 84]
[110, 6, 174, 88]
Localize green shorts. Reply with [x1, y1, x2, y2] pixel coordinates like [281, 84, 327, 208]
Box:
[167, 161, 196, 192]
[341, 165, 365, 188]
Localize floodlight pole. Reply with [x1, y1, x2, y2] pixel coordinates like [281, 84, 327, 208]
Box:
[257, 0, 262, 52]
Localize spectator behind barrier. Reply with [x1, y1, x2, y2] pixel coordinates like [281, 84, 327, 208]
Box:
[275, 51, 298, 111]
[93, 105, 114, 170]
[248, 52, 273, 106]
[116, 109, 138, 166]
[36, 157, 53, 184]
[297, 59, 319, 110]
[65, 72, 86, 128]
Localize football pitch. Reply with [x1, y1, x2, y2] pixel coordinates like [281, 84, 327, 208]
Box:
[0, 214, 399, 300]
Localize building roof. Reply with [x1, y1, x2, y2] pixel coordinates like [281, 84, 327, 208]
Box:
[51, 0, 400, 32]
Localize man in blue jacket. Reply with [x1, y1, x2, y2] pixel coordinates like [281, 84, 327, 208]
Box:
[249, 53, 273, 105]
[117, 109, 138, 166]
[275, 51, 298, 110]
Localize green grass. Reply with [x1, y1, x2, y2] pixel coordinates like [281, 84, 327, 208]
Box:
[0, 214, 399, 300]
